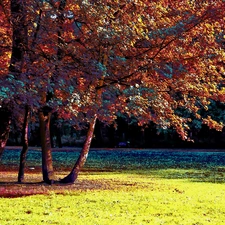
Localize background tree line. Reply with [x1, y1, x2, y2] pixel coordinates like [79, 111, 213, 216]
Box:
[7, 101, 225, 149]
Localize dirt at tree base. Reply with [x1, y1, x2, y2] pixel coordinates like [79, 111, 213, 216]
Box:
[0, 169, 128, 198]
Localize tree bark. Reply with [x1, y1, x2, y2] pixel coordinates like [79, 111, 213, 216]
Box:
[18, 105, 29, 182]
[0, 109, 10, 159]
[10, 0, 27, 74]
[0, 0, 27, 159]
[59, 115, 97, 184]
[37, 0, 67, 184]
[39, 109, 55, 184]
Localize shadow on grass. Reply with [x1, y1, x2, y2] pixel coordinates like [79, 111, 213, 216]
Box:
[0, 167, 224, 198]
[1, 148, 225, 187]
[0, 181, 49, 198]
[120, 166, 225, 184]
[0, 181, 44, 185]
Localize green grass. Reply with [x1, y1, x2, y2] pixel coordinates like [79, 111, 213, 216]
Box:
[0, 170, 225, 225]
[1, 149, 225, 224]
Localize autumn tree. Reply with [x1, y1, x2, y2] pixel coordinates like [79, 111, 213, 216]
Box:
[55, 0, 225, 183]
[0, 0, 224, 184]
[0, 0, 55, 182]
[0, 0, 32, 182]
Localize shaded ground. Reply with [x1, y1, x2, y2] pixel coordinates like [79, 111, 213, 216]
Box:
[1, 147, 225, 197]
[0, 172, 114, 197]
[0, 169, 157, 198]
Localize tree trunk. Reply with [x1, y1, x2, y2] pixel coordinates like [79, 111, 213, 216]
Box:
[0, 109, 10, 159]
[0, 0, 27, 159]
[39, 109, 54, 184]
[59, 115, 97, 184]
[18, 105, 29, 182]
[10, 0, 27, 75]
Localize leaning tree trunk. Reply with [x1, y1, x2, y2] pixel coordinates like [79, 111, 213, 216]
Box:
[60, 115, 97, 184]
[0, 109, 10, 159]
[18, 105, 29, 182]
[39, 109, 54, 184]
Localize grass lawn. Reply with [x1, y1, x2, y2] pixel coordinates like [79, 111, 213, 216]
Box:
[0, 148, 225, 225]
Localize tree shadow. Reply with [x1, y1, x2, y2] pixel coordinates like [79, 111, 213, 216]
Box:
[0, 181, 46, 185]
[121, 167, 225, 183]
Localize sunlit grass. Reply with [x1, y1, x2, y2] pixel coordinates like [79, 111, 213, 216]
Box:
[0, 170, 225, 225]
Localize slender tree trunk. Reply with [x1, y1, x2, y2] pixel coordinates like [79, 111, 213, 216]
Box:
[18, 105, 29, 182]
[39, 109, 54, 184]
[10, 0, 27, 75]
[37, 0, 66, 184]
[0, 109, 10, 159]
[0, 139, 7, 159]
[60, 115, 97, 184]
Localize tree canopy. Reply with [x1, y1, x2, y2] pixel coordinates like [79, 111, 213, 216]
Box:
[0, 0, 224, 183]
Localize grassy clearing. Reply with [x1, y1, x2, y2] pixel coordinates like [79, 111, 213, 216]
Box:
[0, 149, 225, 224]
[0, 170, 225, 225]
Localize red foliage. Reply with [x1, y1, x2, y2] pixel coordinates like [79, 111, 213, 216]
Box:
[0, 0, 224, 139]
